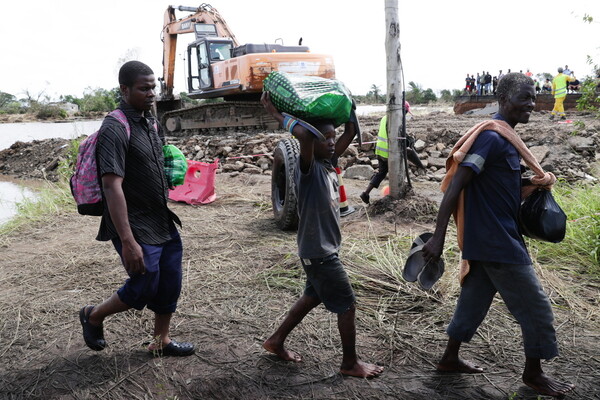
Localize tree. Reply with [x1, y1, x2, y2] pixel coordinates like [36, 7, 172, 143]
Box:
[536, 72, 553, 83]
[80, 87, 117, 112]
[439, 89, 463, 103]
[370, 84, 381, 102]
[422, 88, 437, 103]
[405, 81, 423, 104]
[0, 91, 16, 109]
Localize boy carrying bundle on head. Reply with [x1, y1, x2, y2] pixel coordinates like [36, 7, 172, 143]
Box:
[260, 92, 383, 378]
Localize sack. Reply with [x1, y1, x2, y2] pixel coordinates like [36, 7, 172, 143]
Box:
[263, 71, 353, 127]
[163, 144, 188, 187]
[519, 188, 567, 243]
[69, 110, 130, 216]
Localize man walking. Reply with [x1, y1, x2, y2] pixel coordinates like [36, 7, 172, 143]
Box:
[550, 67, 575, 120]
[422, 73, 574, 398]
[79, 61, 194, 357]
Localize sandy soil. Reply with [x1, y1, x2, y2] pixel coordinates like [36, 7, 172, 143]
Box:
[0, 110, 599, 399]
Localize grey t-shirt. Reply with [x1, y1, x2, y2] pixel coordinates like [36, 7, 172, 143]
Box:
[295, 159, 341, 259]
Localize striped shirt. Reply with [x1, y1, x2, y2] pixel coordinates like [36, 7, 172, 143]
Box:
[96, 101, 180, 245]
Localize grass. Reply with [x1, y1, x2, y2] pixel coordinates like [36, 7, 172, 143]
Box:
[527, 182, 600, 276]
[0, 180, 73, 240]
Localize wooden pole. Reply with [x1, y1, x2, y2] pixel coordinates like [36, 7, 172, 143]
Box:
[385, 0, 407, 198]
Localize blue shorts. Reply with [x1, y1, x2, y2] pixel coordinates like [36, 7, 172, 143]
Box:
[301, 253, 355, 314]
[112, 229, 183, 314]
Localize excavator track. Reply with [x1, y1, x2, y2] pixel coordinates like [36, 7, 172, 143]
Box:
[161, 101, 280, 136]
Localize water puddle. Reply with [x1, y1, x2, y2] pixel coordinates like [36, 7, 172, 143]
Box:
[0, 181, 36, 226]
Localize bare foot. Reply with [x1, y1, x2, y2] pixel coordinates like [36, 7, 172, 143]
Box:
[523, 372, 575, 397]
[340, 360, 384, 378]
[262, 339, 302, 362]
[437, 358, 484, 373]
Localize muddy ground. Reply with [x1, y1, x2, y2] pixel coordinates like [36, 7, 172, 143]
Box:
[0, 110, 599, 399]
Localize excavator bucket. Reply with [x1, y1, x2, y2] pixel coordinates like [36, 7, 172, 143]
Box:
[168, 159, 219, 205]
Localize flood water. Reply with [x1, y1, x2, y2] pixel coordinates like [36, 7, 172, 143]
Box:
[0, 119, 102, 226]
[0, 119, 102, 151]
[0, 180, 35, 226]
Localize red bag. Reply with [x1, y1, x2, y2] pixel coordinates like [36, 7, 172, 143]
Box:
[168, 159, 219, 205]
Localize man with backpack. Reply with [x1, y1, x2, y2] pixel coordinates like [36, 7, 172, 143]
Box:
[78, 60, 195, 357]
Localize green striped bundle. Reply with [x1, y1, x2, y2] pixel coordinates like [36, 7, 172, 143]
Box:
[163, 145, 188, 187]
[263, 71, 353, 127]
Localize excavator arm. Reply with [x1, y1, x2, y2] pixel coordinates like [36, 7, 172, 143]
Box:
[160, 4, 239, 101]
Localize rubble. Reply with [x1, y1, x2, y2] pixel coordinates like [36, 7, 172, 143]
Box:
[0, 112, 598, 185]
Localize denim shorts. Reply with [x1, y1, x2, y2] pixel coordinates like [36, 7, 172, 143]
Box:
[301, 253, 356, 314]
[112, 229, 183, 314]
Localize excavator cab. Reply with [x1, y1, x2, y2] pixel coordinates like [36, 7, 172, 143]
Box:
[187, 37, 233, 92]
[185, 22, 234, 94]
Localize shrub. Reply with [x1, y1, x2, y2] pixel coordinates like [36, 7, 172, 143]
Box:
[36, 105, 67, 120]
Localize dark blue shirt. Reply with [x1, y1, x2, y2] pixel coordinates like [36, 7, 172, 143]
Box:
[460, 114, 531, 265]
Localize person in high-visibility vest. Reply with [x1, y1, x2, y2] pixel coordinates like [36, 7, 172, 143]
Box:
[550, 67, 575, 120]
[360, 102, 422, 204]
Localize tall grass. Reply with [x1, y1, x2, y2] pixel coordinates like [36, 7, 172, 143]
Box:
[0, 181, 73, 239]
[0, 138, 78, 239]
[527, 182, 600, 276]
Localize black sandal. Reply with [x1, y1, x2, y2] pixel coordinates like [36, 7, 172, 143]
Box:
[79, 306, 106, 351]
[150, 340, 195, 357]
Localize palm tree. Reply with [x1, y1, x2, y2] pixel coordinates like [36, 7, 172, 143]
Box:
[370, 84, 381, 102]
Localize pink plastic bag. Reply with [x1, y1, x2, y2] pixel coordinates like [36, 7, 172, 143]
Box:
[168, 159, 219, 205]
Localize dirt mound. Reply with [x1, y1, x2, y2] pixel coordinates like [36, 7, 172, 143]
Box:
[368, 190, 439, 224]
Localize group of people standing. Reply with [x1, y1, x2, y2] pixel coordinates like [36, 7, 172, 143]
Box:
[464, 71, 496, 95]
[465, 69, 537, 96]
[78, 60, 575, 398]
[465, 66, 581, 99]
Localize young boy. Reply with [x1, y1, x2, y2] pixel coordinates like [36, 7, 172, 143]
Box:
[260, 92, 383, 378]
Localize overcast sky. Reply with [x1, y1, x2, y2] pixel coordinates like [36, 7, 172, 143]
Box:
[1, 0, 599, 100]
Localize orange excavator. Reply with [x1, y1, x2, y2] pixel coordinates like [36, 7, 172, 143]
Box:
[156, 4, 336, 135]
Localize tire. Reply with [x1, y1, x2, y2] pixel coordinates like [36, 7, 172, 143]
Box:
[271, 138, 300, 230]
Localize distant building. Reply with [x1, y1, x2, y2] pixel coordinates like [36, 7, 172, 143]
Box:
[49, 102, 79, 115]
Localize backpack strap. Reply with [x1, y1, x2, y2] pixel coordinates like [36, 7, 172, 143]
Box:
[107, 109, 131, 137]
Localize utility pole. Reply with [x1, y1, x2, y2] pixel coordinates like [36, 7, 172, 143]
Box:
[385, 0, 407, 198]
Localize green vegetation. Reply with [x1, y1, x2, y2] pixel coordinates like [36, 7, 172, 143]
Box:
[405, 81, 437, 104]
[0, 87, 120, 118]
[0, 182, 72, 240]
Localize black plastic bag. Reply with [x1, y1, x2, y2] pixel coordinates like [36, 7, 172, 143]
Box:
[519, 189, 566, 243]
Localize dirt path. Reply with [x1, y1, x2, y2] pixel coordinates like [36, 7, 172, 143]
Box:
[1, 172, 599, 399]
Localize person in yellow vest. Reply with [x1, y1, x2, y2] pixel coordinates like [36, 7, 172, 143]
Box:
[360, 102, 422, 204]
[550, 67, 575, 120]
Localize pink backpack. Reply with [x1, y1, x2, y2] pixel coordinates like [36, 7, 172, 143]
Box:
[70, 110, 130, 215]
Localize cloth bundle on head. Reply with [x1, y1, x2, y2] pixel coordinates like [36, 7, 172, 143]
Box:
[441, 119, 556, 285]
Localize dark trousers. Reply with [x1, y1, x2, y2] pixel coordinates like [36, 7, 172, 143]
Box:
[369, 156, 389, 188]
[447, 260, 558, 359]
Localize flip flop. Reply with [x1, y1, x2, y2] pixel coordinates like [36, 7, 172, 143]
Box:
[403, 232, 433, 282]
[79, 305, 106, 351]
[150, 340, 195, 357]
[417, 256, 445, 290]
